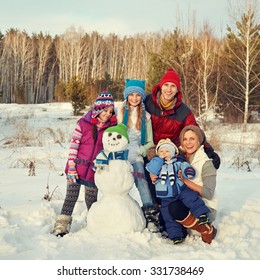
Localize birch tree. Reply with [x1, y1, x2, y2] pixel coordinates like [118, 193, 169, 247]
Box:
[105, 34, 122, 80]
[195, 23, 221, 127]
[0, 29, 33, 103]
[31, 33, 53, 103]
[54, 26, 91, 83]
[225, 0, 260, 130]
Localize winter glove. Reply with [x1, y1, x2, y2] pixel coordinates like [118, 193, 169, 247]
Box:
[67, 166, 79, 184]
[211, 151, 221, 169]
[146, 145, 156, 161]
[204, 144, 221, 169]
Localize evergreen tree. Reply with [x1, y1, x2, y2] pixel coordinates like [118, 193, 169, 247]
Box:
[66, 76, 87, 115]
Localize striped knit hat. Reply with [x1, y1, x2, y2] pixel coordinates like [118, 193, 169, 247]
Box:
[123, 79, 147, 145]
[91, 91, 114, 119]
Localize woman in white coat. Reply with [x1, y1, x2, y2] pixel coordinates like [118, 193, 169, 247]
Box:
[168, 125, 217, 244]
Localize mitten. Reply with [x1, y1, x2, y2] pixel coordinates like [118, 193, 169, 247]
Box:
[67, 166, 79, 184]
[184, 167, 196, 179]
[145, 156, 164, 176]
[204, 146, 221, 169]
[211, 151, 221, 169]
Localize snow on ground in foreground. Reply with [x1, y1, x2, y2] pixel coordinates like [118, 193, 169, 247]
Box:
[0, 103, 260, 261]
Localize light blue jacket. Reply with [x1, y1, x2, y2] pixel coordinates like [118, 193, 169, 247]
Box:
[146, 154, 196, 198]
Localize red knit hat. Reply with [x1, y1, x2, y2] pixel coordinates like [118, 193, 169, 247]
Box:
[159, 68, 181, 90]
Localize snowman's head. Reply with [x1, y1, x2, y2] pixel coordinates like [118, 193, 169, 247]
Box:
[103, 123, 129, 152]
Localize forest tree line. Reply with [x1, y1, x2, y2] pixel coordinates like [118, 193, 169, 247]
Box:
[0, 0, 259, 127]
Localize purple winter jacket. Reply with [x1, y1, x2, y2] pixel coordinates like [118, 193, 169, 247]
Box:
[65, 110, 117, 183]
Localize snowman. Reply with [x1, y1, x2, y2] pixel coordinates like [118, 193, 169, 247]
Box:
[87, 123, 146, 235]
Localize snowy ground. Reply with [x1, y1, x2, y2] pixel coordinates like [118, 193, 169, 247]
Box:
[0, 103, 259, 278]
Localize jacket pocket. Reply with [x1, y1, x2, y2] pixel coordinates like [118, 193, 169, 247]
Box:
[155, 181, 168, 198]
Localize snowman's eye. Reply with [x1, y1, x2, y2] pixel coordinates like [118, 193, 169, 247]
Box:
[108, 133, 112, 137]
[117, 135, 122, 139]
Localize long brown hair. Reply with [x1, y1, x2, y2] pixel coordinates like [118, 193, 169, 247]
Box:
[120, 102, 143, 130]
[92, 125, 98, 142]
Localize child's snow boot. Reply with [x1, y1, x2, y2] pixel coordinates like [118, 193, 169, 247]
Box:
[198, 214, 209, 225]
[143, 206, 160, 233]
[172, 237, 185, 245]
[177, 212, 217, 244]
[52, 214, 72, 237]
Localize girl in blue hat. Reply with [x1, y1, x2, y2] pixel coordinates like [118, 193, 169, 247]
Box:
[116, 79, 160, 232]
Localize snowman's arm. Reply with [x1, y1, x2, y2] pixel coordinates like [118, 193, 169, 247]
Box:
[93, 150, 110, 171]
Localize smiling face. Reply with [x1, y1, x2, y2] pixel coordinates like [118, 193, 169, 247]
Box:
[127, 92, 142, 107]
[161, 82, 178, 103]
[102, 131, 128, 152]
[181, 130, 200, 155]
[98, 106, 114, 122]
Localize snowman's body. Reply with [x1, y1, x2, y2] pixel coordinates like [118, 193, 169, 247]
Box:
[87, 125, 146, 235]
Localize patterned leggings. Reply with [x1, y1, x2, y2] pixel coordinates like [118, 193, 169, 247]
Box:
[60, 182, 98, 216]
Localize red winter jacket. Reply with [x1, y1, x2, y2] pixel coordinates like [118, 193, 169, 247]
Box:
[144, 84, 199, 147]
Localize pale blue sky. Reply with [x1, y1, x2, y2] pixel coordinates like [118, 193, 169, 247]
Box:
[0, 0, 231, 37]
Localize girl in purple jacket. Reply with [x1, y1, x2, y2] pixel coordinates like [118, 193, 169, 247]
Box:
[52, 91, 117, 237]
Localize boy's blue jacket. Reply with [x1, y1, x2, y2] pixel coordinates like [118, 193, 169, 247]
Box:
[146, 154, 196, 198]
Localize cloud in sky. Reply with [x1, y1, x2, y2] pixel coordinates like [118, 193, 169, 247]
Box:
[1, 0, 230, 36]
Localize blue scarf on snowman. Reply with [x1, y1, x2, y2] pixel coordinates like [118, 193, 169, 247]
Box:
[93, 149, 129, 171]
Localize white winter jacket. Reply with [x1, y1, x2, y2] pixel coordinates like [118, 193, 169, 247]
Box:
[189, 146, 217, 216]
[116, 102, 154, 164]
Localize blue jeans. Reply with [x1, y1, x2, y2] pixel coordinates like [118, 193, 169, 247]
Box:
[132, 161, 154, 209]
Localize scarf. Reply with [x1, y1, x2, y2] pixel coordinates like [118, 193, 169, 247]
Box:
[123, 101, 147, 145]
[159, 94, 176, 110]
[93, 149, 129, 170]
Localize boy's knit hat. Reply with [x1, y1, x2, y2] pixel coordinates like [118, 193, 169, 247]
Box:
[179, 125, 206, 145]
[91, 91, 114, 119]
[159, 68, 181, 90]
[123, 79, 146, 100]
[156, 138, 178, 158]
[123, 79, 147, 145]
[105, 123, 129, 143]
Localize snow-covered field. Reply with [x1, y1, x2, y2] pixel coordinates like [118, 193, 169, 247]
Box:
[0, 102, 259, 278]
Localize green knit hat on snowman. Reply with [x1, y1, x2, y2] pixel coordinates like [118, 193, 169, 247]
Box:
[105, 123, 129, 143]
